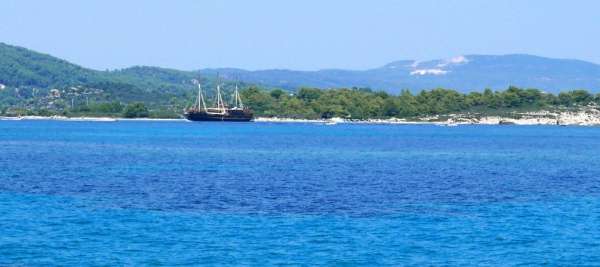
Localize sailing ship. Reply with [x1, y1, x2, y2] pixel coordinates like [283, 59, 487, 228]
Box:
[184, 79, 253, 122]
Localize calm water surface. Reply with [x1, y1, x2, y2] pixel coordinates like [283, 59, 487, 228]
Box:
[1, 120, 600, 265]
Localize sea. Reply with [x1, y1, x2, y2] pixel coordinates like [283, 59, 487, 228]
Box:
[1, 120, 600, 265]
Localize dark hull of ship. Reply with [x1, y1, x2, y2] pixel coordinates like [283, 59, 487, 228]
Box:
[184, 110, 253, 122]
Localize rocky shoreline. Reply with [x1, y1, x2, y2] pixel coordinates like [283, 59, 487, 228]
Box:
[445, 109, 600, 126]
[3, 109, 600, 126]
[256, 109, 600, 126]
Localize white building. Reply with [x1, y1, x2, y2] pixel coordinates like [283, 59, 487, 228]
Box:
[50, 89, 61, 98]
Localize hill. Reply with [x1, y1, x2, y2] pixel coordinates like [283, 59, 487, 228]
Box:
[0, 43, 249, 114]
[2, 42, 206, 86]
[3, 42, 600, 96]
[0, 42, 104, 88]
[203, 55, 600, 93]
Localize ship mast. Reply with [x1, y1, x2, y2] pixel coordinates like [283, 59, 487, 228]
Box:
[197, 81, 207, 112]
[234, 84, 244, 109]
[234, 84, 238, 108]
[215, 76, 226, 114]
[191, 78, 208, 112]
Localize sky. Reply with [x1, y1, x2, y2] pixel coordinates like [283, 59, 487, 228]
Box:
[2, 0, 600, 71]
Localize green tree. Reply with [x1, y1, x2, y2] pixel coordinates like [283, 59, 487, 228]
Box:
[571, 90, 592, 104]
[123, 102, 149, 118]
[270, 89, 286, 99]
[297, 88, 322, 102]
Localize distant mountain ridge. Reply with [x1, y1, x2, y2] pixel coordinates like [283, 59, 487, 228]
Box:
[1, 42, 600, 94]
[203, 54, 600, 93]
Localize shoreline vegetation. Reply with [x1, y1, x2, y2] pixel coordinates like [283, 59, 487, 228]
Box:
[4, 86, 600, 126]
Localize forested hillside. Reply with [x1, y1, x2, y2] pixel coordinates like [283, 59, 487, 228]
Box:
[0, 43, 103, 87]
[0, 43, 244, 116]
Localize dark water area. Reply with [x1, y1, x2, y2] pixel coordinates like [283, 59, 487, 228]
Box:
[2, 120, 600, 265]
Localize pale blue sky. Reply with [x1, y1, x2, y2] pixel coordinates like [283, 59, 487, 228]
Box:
[2, 0, 599, 70]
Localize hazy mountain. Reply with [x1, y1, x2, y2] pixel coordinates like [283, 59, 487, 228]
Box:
[2, 42, 600, 95]
[203, 55, 600, 93]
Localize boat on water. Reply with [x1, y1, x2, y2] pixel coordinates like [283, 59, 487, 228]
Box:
[184, 79, 253, 122]
[324, 117, 344, 125]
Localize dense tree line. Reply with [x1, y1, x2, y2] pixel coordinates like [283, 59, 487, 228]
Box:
[3, 81, 600, 119]
[241, 86, 600, 119]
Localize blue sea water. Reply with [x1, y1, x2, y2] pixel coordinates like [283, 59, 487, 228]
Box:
[2, 120, 600, 265]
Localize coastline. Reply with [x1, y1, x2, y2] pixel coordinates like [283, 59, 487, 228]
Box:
[0, 115, 185, 122]
[257, 109, 600, 126]
[3, 109, 600, 126]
